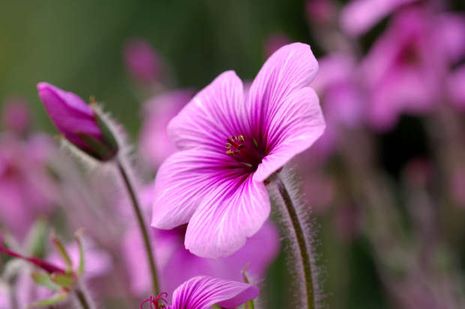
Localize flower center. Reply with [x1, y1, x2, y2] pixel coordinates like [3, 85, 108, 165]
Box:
[225, 135, 264, 170]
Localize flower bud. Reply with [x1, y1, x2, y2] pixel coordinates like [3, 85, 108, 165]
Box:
[37, 82, 118, 161]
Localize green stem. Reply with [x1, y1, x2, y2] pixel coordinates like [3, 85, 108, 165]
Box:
[116, 159, 159, 294]
[272, 175, 315, 309]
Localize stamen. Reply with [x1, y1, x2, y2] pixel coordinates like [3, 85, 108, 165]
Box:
[225, 135, 264, 170]
[226, 135, 245, 155]
[140, 292, 168, 309]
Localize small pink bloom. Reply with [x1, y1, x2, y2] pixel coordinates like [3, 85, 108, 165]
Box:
[139, 91, 192, 167]
[124, 39, 161, 85]
[340, 0, 416, 37]
[37, 82, 118, 161]
[141, 276, 258, 309]
[152, 43, 325, 258]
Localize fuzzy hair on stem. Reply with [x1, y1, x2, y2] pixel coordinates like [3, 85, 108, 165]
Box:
[267, 167, 324, 309]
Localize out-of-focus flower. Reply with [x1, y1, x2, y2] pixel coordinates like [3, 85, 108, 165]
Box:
[122, 185, 279, 296]
[0, 134, 57, 240]
[139, 91, 192, 168]
[141, 276, 258, 309]
[37, 82, 118, 162]
[311, 53, 364, 157]
[361, 8, 464, 131]
[1, 99, 30, 135]
[340, 0, 416, 37]
[151, 43, 325, 258]
[124, 39, 161, 85]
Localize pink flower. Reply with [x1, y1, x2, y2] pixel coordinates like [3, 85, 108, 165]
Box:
[123, 185, 279, 296]
[141, 276, 258, 309]
[310, 53, 364, 158]
[124, 39, 161, 85]
[340, 0, 416, 37]
[361, 8, 461, 131]
[0, 134, 57, 240]
[139, 91, 192, 168]
[37, 82, 118, 161]
[151, 43, 325, 258]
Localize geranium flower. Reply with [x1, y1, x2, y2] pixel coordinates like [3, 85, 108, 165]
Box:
[140, 276, 258, 309]
[152, 43, 325, 257]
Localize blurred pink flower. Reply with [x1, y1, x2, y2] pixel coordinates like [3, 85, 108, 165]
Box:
[311, 54, 364, 157]
[139, 91, 192, 168]
[124, 39, 161, 85]
[361, 8, 463, 131]
[1, 98, 30, 135]
[141, 276, 258, 309]
[151, 43, 325, 258]
[122, 185, 279, 296]
[0, 134, 57, 240]
[340, 0, 416, 37]
[37, 82, 118, 161]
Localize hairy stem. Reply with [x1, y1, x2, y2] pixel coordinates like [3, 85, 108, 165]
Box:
[116, 159, 159, 294]
[270, 174, 316, 309]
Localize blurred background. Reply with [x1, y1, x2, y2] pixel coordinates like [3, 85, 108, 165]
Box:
[1, 0, 465, 308]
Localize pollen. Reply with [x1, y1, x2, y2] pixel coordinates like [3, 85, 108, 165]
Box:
[225, 135, 245, 155]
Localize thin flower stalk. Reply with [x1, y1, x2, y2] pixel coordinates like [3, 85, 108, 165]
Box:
[116, 158, 159, 294]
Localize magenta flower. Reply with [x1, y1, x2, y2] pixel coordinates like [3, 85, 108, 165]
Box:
[152, 43, 325, 257]
[37, 82, 118, 161]
[140, 276, 258, 309]
[139, 90, 192, 167]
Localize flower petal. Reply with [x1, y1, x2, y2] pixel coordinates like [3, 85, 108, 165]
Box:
[151, 148, 238, 229]
[254, 87, 325, 182]
[170, 276, 259, 309]
[168, 71, 246, 151]
[246, 43, 318, 139]
[185, 175, 270, 258]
